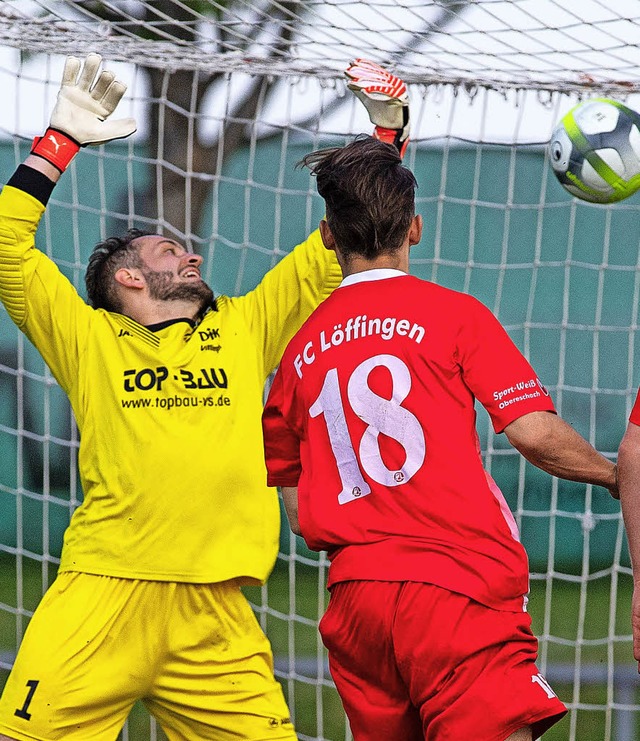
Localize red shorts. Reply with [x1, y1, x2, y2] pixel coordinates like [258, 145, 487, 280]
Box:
[319, 581, 567, 741]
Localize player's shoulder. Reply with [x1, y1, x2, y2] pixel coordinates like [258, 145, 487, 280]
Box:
[396, 277, 503, 337]
[197, 295, 252, 334]
[207, 294, 242, 321]
[402, 275, 488, 310]
[312, 273, 489, 318]
[212, 294, 230, 311]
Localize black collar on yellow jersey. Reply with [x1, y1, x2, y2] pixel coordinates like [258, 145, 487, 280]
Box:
[145, 317, 195, 333]
[144, 302, 217, 333]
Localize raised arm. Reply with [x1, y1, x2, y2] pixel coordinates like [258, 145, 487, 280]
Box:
[20, 53, 136, 188]
[239, 60, 413, 376]
[0, 54, 136, 391]
[29, 53, 136, 176]
[345, 58, 411, 157]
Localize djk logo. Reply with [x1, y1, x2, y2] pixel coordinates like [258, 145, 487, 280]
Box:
[198, 328, 220, 342]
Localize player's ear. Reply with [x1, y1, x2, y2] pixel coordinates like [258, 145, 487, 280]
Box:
[319, 219, 337, 252]
[408, 214, 423, 247]
[114, 267, 145, 290]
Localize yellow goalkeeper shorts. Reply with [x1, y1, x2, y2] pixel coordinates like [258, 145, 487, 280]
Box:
[0, 572, 295, 741]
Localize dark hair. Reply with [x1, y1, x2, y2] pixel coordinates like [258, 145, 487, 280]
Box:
[85, 228, 151, 312]
[299, 135, 417, 260]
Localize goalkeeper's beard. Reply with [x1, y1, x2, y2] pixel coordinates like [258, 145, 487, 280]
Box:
[142, 268, 215, 312]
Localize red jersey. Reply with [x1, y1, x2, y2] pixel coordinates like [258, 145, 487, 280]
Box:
[262, 270, 556, 611]
[630, 388, 640, 426]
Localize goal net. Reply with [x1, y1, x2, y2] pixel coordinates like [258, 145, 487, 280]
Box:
[1, 1, 640, 739]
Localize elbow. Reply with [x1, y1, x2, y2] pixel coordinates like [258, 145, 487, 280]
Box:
[280, 486, 301, 536]
[290, 521, 302, 537]
[287, 511, 302, 537]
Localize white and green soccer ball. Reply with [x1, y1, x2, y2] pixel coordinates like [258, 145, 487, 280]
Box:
[548, 98, 640, 204]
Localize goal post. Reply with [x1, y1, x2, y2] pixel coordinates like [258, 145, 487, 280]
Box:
[1, 2, 640, 740]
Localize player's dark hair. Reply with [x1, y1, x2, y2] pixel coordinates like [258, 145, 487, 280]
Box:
[299, 135, 417, 260]
[85, 228, 151, 312]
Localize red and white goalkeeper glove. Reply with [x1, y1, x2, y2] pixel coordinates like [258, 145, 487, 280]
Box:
[345, 58, 410, 158]
[31, 53, 137, 173]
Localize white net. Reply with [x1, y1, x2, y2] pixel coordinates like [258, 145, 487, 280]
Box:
[3, 0, 640, 94]
[1, 1, 640, 740]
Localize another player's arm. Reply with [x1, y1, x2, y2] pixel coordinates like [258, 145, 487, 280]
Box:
[345, 58, 410, 157]
[262, 366, 303, 534]
[617, 421, 640, 669]
[281, 487, 301, 536]
[239, 60, 412, 376]
[504, 411, 618, 496]
[239, 232, 342, 377]
[457, 295, 617, 497]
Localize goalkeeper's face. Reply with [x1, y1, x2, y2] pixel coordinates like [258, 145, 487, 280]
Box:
[134, 235, 214, 309]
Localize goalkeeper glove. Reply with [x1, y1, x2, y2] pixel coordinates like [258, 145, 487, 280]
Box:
[31, 53, 137, 173]
[345, 58, 410, 158]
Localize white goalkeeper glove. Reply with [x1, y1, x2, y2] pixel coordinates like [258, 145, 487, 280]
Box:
[345, 58, 410, 158]
[31, 53, 137, 173]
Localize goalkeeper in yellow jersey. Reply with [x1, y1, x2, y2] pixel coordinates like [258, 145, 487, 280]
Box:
[0, 55, 410, 740]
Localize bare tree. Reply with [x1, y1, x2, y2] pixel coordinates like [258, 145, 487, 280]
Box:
[19, 0, 472, 243]
[68, 0, 300, 242]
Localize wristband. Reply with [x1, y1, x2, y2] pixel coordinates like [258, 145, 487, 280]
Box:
[374, 126, 409, 159]
[30, 128, 80, 173]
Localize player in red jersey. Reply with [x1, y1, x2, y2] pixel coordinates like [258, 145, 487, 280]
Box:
[617, 390, 640, 674]
[262, 136, 618, 740]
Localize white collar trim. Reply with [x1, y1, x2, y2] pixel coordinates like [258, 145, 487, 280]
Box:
[340, 268, 407, 288]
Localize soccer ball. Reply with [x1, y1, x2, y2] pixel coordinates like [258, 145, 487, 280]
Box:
[548, 98, 640, 204]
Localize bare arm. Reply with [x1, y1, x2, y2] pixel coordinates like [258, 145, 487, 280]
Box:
[503, 411, 617, 496]
[21, 155, 61, 183]
[617, 422, 640, 669]
[281, 487, 301, 536]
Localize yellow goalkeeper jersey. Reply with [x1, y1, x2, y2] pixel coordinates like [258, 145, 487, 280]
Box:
[0, 185, 341, 584]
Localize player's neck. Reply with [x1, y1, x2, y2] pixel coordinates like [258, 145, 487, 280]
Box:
[341, 251, 409, 278]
